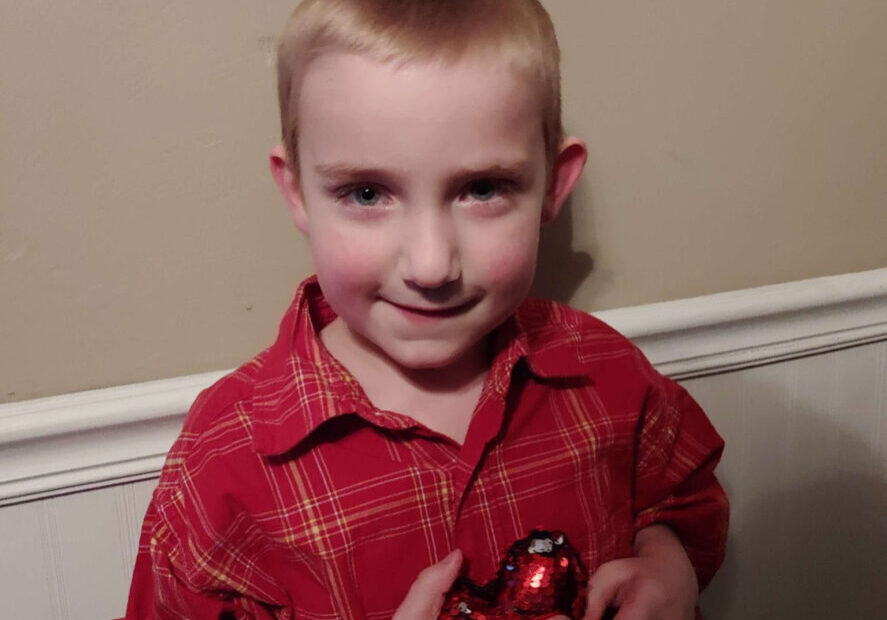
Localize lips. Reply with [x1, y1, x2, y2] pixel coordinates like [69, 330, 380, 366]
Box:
[386, 298, 478, 318]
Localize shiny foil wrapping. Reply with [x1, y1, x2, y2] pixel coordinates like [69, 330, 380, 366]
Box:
[438, 530, 586, 620]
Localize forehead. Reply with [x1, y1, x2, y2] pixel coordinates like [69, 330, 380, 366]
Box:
[297, 51, 545, 172]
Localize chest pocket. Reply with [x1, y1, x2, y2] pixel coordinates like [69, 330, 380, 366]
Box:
[463, 383, 636, 577]
[281, 433, 457, 619]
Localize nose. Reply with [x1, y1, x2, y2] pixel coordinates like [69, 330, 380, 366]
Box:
[400, 209, 461, 292]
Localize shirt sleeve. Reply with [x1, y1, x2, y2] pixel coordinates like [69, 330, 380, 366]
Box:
[123, 497, 280, 620]
[632, 374, 729, 591]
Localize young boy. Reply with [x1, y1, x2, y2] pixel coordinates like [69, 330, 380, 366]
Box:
[124, 1, 728, 618]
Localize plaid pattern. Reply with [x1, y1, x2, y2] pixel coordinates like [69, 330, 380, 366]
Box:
[124, 276, 727, 619]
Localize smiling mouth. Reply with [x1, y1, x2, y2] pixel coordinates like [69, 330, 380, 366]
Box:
[386, 299, 478, 318]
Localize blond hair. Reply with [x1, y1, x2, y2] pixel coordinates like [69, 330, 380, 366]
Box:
[277, 0, 562, 172]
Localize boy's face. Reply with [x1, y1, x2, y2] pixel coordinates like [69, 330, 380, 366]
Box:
[275, 51, 580, 371]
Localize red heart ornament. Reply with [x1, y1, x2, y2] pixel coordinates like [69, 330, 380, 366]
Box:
[438, 530, 586, 620]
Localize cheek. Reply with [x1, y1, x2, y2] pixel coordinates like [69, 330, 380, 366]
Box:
[469, 222, 540, 287]
[310, 225, 391, 291]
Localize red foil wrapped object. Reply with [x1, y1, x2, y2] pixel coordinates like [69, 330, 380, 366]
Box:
[439, 530, 586, 620]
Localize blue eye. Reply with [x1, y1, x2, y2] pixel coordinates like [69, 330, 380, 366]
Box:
[351, 186, 381, 206]
[468, 180, 498, 201]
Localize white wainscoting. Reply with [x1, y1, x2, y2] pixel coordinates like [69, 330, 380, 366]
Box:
[2, 267, 886, 620]
[691, 340, 887, 619]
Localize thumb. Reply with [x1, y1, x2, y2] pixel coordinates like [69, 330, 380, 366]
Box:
[583, 560, 627, 620]
[393, 550, 463, 620]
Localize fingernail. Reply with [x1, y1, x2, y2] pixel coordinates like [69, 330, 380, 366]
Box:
[443, 549, 461, 567]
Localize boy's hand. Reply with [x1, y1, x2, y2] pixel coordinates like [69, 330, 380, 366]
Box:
[393, 550, 463, 620]
[583, 525, 697, 620]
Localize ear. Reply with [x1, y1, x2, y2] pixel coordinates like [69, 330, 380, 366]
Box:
[541, 137, 587, 224]
[269, 144, 309, 235]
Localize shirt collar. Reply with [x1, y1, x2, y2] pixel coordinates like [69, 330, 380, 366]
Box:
[512, 296, 604, 380]
[250, 277, 596, 456]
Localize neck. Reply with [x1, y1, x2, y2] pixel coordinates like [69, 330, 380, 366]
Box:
[320, 319, 491, 443]
[321, 318, 490, 395]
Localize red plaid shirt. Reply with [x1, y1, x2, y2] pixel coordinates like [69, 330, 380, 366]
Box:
[124, 276, 727, 620]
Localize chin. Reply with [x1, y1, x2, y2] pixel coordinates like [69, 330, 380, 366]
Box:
[389, 349, 461, 371]
[385, 339, 477, 371]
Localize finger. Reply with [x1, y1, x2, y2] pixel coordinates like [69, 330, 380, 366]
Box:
[393, 550, 462, 620]
[583, 560, 630, 620]
[585, 603, 619, 620]
[610, 598, 649, 620]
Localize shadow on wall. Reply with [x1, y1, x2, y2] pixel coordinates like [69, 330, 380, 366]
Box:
[691, 353, 887, 619]
[531, 195, 594, 304]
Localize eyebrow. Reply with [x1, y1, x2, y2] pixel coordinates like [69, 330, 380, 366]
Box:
[313, 163, 405, 181]
[314, 160, 535, 184]
[450, 161, 535, 182]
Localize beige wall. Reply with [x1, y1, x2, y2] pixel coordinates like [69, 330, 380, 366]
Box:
[2, 1, 886, 403]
